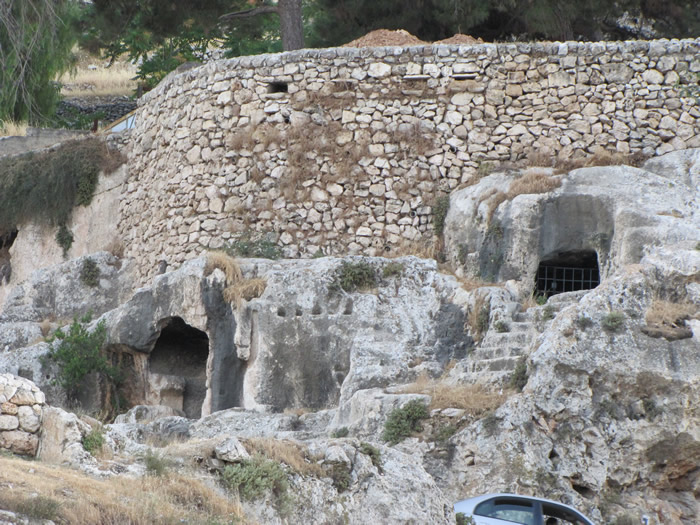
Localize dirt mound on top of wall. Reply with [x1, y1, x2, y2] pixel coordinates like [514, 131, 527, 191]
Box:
[343, 29, 484, 47]
[343, 29, 427, 47]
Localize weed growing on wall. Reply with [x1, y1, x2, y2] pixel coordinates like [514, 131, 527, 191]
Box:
[382, 400, 429, 445]
[0, 138, 124, 233]
[432, 195, 450, 237]
[55, 224, 74, 258]
[330, 261, 377, 293]
[382, 261, 404, 278]
[223, 231, 282, 259]
[509, 359, 529, 392]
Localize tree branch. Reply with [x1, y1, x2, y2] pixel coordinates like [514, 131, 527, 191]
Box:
[219, 5, 279, 23]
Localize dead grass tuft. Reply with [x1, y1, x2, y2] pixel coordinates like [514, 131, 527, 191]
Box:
[401, 373, 507, 414]
[0, 120, 28, 137]
[223, 278, 267, 308]
[483, 171, 562, 222]
[243, 437, 323, 477]
[645, 299, 697, 327]
[205, 251, 242, 286]
[0, 455, 243, 525]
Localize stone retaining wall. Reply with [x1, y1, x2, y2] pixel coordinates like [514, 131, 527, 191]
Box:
[0, 374, 45, 456]
[121, 39, 700, 284]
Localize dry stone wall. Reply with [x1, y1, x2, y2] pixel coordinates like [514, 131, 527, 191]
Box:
[0, 374, 45, 456]
[122, 39, 700, 284]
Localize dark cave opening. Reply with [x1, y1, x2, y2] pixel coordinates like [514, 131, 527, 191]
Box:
[534, 250, 600, 298]
[149, 317, 209, 419]
[0, 229, 17, 285]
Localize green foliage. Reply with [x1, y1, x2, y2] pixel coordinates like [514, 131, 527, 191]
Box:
[330, 261, 377, 293]
[575, 315, 593, 330]
[144, 450, 169, 476]
[80, 258, 100, 287]
[331, 427, 349, 438]
[432, 195, 450, 237]
[431, 423, 458, 445]
[476, 306, 490, 335]
[602, 311, 625, 332]
[44, 314, 117, 400]
[382, 400, 429, 445]
[643, 398, 661, 420]
[0, 0, 80, 123]
[0, 138, 124, 236]
[494, 320, 509, 333]
[481, 413, 500, 437]
[456, 513, 476, 525]
[327, 461, 352, 492]
[358, 442, 383, 472]
[221, 456, 289, 502]
[542, 304, 555, 321]
[509, 359, 528, 392]
[535, 294, 548, 306]
[223, 231, 282, 259]
[382, 261, 404, 278]
[56, 224, 74, 259]
[82, 426, 105, 455]
[48, 107, 107, 131]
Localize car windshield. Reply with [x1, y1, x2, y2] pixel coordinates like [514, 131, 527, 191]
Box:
[475, 497, 537, 525]
[542, 502, 590, 525]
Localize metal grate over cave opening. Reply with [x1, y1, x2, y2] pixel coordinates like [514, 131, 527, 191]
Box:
[534, 250, 600, 298]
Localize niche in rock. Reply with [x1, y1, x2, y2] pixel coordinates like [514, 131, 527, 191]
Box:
[534, 250, 600, 298]
[149, 317, 209, 418]
[0, 229, 17, 285]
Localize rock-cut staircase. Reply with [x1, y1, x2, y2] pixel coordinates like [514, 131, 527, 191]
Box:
[464, 290, 589, 385]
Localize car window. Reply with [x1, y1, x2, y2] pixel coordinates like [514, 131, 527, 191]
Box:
[542, 502, 589, 525]
[475, 497, 538, 525]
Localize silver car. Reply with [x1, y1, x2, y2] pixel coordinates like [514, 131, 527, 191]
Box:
[454, 493, 595, 525]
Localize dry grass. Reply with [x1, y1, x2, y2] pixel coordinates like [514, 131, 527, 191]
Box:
[484, 171, 562, 222]
[205, 251, 242, 286]
[59, 55, 137, 97]
[401, 373, 508, 415]
[223, 278, 267, 308]
[525, 148, 648, 173]
[645, 299, 698, 327]
[0, 120, 28, 137]
[468, 293, 491, 341]
[39, 319, 52, 337]
[0, 455, 243, 524]
[243, 437, 323, 477]
[105, 239, 125, 259]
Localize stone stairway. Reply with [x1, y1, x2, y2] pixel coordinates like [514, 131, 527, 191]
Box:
[463, 290, 590, 385]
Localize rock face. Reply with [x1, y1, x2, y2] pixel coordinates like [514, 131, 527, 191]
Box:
[0, 141, 699, 523]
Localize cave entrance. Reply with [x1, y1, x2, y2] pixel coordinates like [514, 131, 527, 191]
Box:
[149, 317, 209, 419]
[534, 250, 600, 298]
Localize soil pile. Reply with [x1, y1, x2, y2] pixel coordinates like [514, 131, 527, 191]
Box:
[343, 29, 484, 47]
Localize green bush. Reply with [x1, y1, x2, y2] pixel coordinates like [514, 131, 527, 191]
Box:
[80, 258, 100, 287]
[542, 304, 555, 321]
[327, 461, 352, 492]
[432, 195, 450, 237]
[330, 261, 377, 293]
[359, 442, 383, 472]
[535, 294, 548, 306]
[44, 314, 118, 400]
[575, 315, 593, 330]
[144, 451, 169, 476]
[382, 261, 404, 278]
[382, 400, 429, 445]
[331, 427, 349, 438]
[494, 320, 509, 333]
[509, 359, 528, 392]
[81, 426, 105, 455]
[55, 224, 74, 258]
[456, 513, 476, 525]
[602, 311, 625, 332]
[221, 456, 289, 502]
[431, 424, 458, 445]
[223, 231, 282, 259]
[0, 138, 124, 234]
[12, 496, 60, 522]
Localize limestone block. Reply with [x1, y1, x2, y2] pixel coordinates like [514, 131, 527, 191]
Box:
[0, 402, 18, 415]
[0, 430, 38, 456]
[601, 63, 633, 83]
[642, 69, 664, 84]
[9, 388, 35, 406]
[17, 405, 40, 433]
[215, 436, 250, 462]
[0, 415, 19, 430]
[368, 62, 392, 78]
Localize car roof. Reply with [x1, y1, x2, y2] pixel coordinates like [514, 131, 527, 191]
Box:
[454, 493, 594, 524]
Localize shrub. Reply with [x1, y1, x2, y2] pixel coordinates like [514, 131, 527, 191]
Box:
[44, 314, 118, 400]
[81, 427, 105, 455]
[330, 261, 377, 293]
[80, 258, 100, 287]
[55, 224, 74, 258]
[575, 315, 593, 330]
[223, 231, 282, 259]
[221, 456, 289, 502]
[456, 513, 476, 525]
[509, 359, 528, 392]
[382, 400, 429, 445]
[11, 496, 60, 521]
[494, 320, 509, 333]
[0, 138, 124, 234]
[602, 311, 625, 332]
[327, 461, 352, 492]
[144, 451, 169, 476]
[382, 261, 404, 278]
[535, 294, 548, 306]
[432, 194, 450, 237]
[431, 424, 458, 445]
[358, 442, 382, 472]
[542, 304, 555, 321]
[331, 427, 349, 438]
